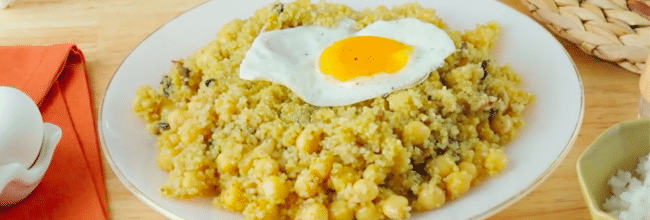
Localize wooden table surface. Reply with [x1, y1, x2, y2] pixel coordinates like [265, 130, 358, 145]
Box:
[0, 0, 640, 219]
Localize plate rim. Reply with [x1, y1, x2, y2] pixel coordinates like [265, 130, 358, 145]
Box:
[97, 0, 585, 219]
[97, 1, 213, 219]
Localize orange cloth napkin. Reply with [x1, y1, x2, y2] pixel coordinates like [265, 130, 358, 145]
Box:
[0, 44, 107, 219]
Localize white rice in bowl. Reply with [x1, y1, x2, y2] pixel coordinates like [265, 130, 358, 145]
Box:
[602, 153, 650, 220]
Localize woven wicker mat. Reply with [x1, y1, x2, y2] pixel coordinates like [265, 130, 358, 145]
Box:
[521, 0, 650, 73]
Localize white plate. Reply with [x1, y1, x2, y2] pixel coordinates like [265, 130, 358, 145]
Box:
[99, 0, 583, 219]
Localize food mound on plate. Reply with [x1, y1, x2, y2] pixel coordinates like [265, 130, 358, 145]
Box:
[132, 0, 535, 219]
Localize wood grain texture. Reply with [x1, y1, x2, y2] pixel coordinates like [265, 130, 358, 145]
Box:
[0, 0, 639, 219]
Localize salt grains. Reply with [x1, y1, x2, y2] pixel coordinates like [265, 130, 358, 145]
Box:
[602, 153, 650, 220]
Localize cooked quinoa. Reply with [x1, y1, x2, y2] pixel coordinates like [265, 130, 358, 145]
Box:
[132, 1, 535, 219]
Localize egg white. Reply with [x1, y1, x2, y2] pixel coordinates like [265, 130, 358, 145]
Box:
[239, 18, 456, 106]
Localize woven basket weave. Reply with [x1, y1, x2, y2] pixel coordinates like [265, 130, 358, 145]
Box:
[521, 0, 650, 73]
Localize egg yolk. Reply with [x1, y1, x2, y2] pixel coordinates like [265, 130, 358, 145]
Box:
[319, 36, 412, 81]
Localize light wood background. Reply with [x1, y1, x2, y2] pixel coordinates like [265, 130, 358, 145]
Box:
[0, 0, 640, 219]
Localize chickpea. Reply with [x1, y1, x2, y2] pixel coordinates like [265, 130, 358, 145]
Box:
[297, 202, 328, 220]
[250, 199, 279, 220]
[329, 199, 354, 220]
[489, 114, 512, 134]
[443, 171, 472, 199]
[414, 183, 445, 211]
[166, 109, 187, 131]
[485, 148, 507, 176]
[261, 175, 289, 201]
[473, 143, 489, 165]
[381, 195, 410, 220]
[427, 154, 458, 177]
[355, 202, 382, 220]
[363, 164, 387, 184]
[221, 181, 248, 211]
[310, 155, 334, 180]
[402, 121, 430, 145]
[295, 171, 319, 198]
[458, 161, 478, 180]
[329, 165, 357, 192]
[353, 178, 379, 202]
[259, 206, 279, 220]
[179, 123, 201, 144]
[296, 126, 324, 154]
[156, 147, 175, 171]
[216, 153, 238, 174]
[254, 158, 280, 176]
[166, 133, 180, 146]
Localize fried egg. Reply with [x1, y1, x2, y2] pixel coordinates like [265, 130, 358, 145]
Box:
[239, 18, 455, 106]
